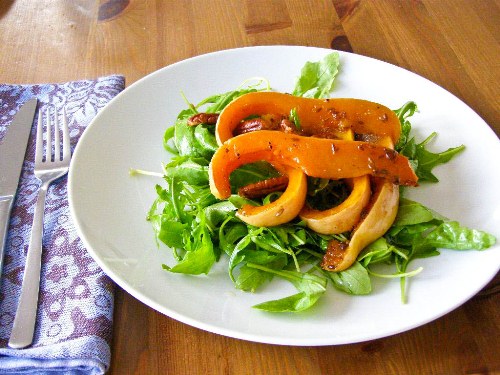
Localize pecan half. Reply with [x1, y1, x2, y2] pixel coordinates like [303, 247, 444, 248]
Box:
[238, 176, 289, 199]
[233, 114, 286, 136]
[233, 118, 268, 135]
[187, 112, 219, 126]
[321, 239, 349, 271]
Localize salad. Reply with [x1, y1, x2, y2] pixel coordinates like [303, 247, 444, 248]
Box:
[138, 52, 496, 312]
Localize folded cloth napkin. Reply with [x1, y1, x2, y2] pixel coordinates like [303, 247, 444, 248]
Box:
[0, 75, 125, 374]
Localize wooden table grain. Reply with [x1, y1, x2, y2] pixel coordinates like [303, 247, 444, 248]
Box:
[1, 1, 499, 374]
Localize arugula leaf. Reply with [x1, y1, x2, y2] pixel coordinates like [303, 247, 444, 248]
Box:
[156, 220, 187, 249]
[200, 78, 269, 113]
[164, 157, 209, 186]
[229, 162, 280, 191]
[169, 81, 269, 158]
[163, 127, 178, 154]
[382, 198, 495, 302]
[228, 233, 255, 280]
[392, 198, 447, 226]
[174, 117, 205, 157]
[421, 221, 496, 250]
[194, 125, 219, 157]
[387, 198, 495, 252]
[358, 237, 397, 266]
[218, 218, 248, 255]
[394, 102, 465, 183]
[394, 101, 418, 150]
[163, 211, 216, 275]
[249, 264, 327, 312]
[234, 252, 288, 292]
[292, 52, 340, 98]
[400, 133, 465, 182]
[326, 262, 372, 295]
[235, 264, 273, 292]
[204, 201, 237, 229]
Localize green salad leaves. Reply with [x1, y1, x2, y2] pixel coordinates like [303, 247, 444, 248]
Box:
[143, 52, 495, 312]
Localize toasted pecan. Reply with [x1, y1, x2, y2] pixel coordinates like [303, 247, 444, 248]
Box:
[187, 112, 219, 126]
[238, 176, 289, 199]
[321, 239, 349, 270]
[233, 115, 280, 136]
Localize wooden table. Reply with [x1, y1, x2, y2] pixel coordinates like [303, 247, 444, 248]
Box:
[1, 1, 499, 373]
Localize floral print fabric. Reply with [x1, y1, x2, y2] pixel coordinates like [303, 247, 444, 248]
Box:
[0, 76, 125, 374]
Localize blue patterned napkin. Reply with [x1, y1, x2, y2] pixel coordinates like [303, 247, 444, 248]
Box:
[0, 75, 125, 374]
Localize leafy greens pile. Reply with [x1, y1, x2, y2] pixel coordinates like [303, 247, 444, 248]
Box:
[144, 52, 496, 312]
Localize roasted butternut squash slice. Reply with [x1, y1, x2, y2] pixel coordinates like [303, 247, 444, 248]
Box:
[299, 129, 371, 235]
[235, 163, 307, 227]
[215, 92, 401, 145]
[321, 177, 399, 271]
[321, 137, 401, 272]
[209, 130, 417, 200]
[299, 176, 371, 235]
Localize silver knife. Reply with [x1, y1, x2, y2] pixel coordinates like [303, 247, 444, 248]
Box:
[0, 98, 38, 280]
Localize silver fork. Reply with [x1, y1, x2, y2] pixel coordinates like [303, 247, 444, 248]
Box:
[8, 107, 71, 349]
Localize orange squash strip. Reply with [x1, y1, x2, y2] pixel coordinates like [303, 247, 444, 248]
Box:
[235, 163, 307, 227]
[322, 177, 400, 272]
[215, 92, 401, 145]
[321, 137, 401, 272]
[299, 129, 371, 235]
[299, 176, 371, 235]
[209, 131, 417, 200]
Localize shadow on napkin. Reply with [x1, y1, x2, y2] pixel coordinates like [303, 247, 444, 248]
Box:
[0, 75, 125, 374]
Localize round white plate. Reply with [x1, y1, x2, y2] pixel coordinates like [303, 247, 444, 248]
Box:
[68, 46, 500, 346]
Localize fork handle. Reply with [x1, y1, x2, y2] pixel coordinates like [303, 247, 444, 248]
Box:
[8, 183, 48, 349]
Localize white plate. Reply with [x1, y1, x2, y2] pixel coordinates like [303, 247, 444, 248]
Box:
[68, 46, 500, 345]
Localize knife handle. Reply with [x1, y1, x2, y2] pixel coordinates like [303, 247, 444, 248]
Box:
[8, 185, 47, 349]
[0, 196, 14, 278]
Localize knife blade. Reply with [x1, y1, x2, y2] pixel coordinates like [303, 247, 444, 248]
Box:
[0, 98, 38, 279]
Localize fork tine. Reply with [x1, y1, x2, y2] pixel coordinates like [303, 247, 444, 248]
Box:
[46, 108, 52, 162]
[53, 108, 61, 162]
[35, 109, 44, 164]
[61, 107, 71, 161]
